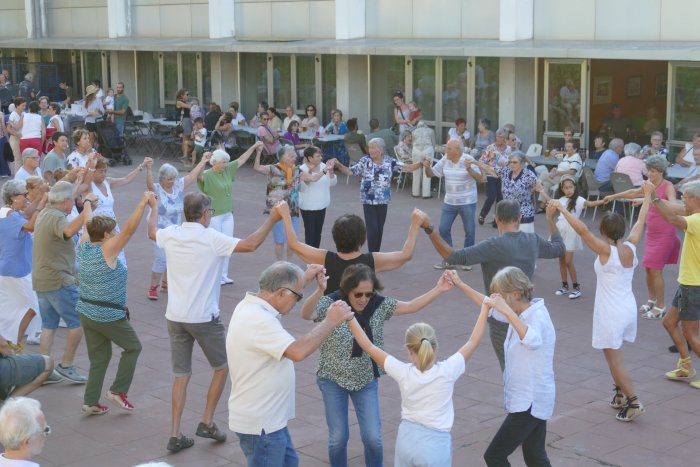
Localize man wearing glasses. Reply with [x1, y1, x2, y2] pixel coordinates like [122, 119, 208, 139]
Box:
[0, 397, 50, 466]
[148, 192, 282, 453]
[227, 261, 353, 466]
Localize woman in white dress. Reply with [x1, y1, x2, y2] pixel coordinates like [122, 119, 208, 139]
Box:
[81, 156, 153, 266]
[550, 181, 653, 422]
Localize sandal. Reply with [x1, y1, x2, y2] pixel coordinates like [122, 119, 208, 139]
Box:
[166, 434, 194, 453]
[478, 215, 485, 226]
[616, 395, 644, 422]
[641, 306, 666, 320]
[639, 299, 656, 314]
[609, 385, 625, 409]
[665, 356, 696, 381]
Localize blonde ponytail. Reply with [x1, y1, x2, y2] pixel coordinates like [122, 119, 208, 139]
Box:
[405, 322, 437, 372]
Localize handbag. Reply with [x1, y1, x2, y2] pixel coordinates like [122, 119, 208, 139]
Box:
[173, 109, 185, 136]
[4, 141, 13, 162]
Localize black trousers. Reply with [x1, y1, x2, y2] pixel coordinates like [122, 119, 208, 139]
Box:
[480, 176, 503, 218]
[363, 204, 388, 253]
[484, 408, 551, 467]
[300, 208, 326, 248]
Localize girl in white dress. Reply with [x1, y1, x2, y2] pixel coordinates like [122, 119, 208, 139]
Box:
[346, 270, 490, 467]
[550, 181, 653, 422]
[537, 175, 604, 299]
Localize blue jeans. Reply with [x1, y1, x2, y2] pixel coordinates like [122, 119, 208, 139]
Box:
[438, 202, 476, 248]
[36, 284, 81, 329]
[317, 377, 383, 467]
[115, 122, 125, 137]
[236, 427, 299, 467]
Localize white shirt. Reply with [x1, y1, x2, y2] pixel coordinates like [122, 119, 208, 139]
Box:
[430, 155, 481, 206]
[283, 114, 301, 133]
[502, 298, 556, 420]
[0, 454, 39, 467]
[299, 162, 337, 211]
[227, 292, 296, 435]
[20, 113, 42, 139]
[448, 127, 471, 143]
[156, 222, 239, 323]
[67, 150, 90, 168]
[384, 353, 465, 432]
[14, 167, 41, 181]
[557, 153, 583, 179]
[8, 111, 21, 137]
[556, 196, 585, 223]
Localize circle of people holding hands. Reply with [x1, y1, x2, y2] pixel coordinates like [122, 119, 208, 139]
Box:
[3, 112, 700, 467]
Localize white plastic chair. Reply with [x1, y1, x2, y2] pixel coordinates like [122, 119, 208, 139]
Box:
[526, 143, 543, 158]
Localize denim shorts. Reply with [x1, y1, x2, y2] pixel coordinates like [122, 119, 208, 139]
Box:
[272, 217, 299, 245]
[167, 317, 228, 376]
[36, 284, 81, 329]
[672, 285, 700, 321]
[0, 355, 46, 399]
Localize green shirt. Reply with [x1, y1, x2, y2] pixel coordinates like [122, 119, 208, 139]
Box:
[32, 207, 75, 291]
[41, 150, 67, 174]
[197, 160, 239, 216]
[114, 94, 129, 124]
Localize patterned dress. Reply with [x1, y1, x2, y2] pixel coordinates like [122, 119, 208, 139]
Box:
[77, 242, 127, 322]
[350, 155, 402, 205]
[496, 166, 538, 223]
[264, 164, 301, 217]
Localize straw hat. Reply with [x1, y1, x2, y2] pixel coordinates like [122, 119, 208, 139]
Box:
[85, 84, 99, 96]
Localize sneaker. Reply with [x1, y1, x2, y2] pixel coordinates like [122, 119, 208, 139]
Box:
[195, 422, 227, 442]
[167, 434, 195, 453]
[555, 286, 569, 296]
[221, 276, 234, 285]
[690, 380, 700, 390]
[569, 289, 582, 299]
[55, 365, 87, 383]
[105, 391, 134, 411]
[81, 403, 109, 415]
[459, 264, 473, 271]
[148, 285, 159, 300]
[42, 369, 63, 385]
[433, 261, 454, 270]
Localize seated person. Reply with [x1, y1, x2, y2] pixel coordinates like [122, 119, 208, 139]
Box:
[0, 336, 54, 402]
[228, 101, 246, 126]
[395, 130, 413, 163]
[641, 131, 668, 160]
[204, 102, 222, 133]
[368, 118, 398, 149]
[257, 112, 280, 155]
[343, 118, 368, 154]
[283, 105, 301, 132]
[448, 117, 471, 147]
[212, 112, 236, 154]
[676, 147, 700, 189]
[588, 134, 607, 160]
[675, 132, 700, 167]
[614, 143, 647, 187]
[283, 120, 310, 161]
[324, 109, 348, 135]
[550, 126, 575, 157]
[267, 107, 283, 132]
[538, 140, 582, 206]
[594, 138, 624, 192]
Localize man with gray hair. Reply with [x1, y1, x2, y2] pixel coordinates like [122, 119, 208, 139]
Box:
[227, 261, 353, 466]
[651, 180, 700, 389]
[14, 149, 42, 181]
[0, 397, 49, 465]
[148, 191, 282, 453]
[419, 199, 564, 370]
[594, 137, 624, 192]
[32, 181, 97, 384]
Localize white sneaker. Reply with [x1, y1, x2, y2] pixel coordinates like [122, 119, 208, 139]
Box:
[555, 286, 569, 296]
[568, 289, 582, 299]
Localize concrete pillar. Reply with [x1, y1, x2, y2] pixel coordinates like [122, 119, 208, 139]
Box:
[499, 57, 537, 148]
[24, 0, 46, 39]
[499, 58, 516, 127]
[336, 0, 365, 40]
[107, 0, 131, 38]
[209, 0, 236, 38]
[499, 0, 533, 41]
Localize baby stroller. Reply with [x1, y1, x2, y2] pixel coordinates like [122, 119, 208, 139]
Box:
[95, 117, 132, 166]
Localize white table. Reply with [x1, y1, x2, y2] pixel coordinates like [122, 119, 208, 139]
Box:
[667, 164, 691, 179]
[143, 117, 178, 127]
[232, 125, 258, 136]
[529, 155, 561, 167]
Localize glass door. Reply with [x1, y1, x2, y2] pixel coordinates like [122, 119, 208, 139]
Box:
[668, 63, 700, 157]
[543, 59, 588, 151]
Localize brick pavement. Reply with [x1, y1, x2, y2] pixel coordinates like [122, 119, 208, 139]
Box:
[6, 151, 700, 467]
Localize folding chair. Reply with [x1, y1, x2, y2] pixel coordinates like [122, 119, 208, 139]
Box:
[344, 143, 365, 184]
[610, 172, 635, 220]
[581, 166, 601, 220]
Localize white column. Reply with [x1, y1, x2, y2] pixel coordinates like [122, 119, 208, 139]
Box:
[107, 0, 131, 38]
[24, 0, 46, 38]
[209, 0, 236, 38]
[336, 0, 365, 39]
[499, 0, 533, 41]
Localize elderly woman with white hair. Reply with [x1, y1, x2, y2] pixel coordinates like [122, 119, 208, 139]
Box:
[197, 141, 263, 284]
[14, 148, 42, 181]
[0, 180, 47, 352]
[614, 142, 648, 187]
[253, 144, 303, 260]
[145, 152, 212, 300]
[334, 137, 423, 252]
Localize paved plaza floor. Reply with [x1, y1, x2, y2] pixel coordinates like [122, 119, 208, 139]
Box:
[8, 150, 700, 466]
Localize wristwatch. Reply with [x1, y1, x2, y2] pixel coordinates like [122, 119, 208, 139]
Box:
[423, 224, 434, 235]
[652, 196, 661, 203]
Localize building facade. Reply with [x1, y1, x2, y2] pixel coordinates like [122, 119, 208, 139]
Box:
[1, 0, 699, 155]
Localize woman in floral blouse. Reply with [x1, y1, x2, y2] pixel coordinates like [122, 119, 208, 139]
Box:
[478, 128, 511, 227]
[253, 145, 302, 260]
[334, 138, 422, 252]
[300, 264, 454, 467]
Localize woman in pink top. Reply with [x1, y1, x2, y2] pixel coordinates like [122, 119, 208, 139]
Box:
[257, 113, 281, 155]
[614, 143, 647, 187]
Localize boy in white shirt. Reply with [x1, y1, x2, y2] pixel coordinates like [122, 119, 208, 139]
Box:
[188, 117, 207, 166]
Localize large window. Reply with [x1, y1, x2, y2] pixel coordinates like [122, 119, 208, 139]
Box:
[83, 51, 102, 89]
[412, 58, 436, 122]
[162, 52, 178, 102]
[670, 65, 700, 147]
[240, 53, 267, 118]
[137, 51, 159, 115]
[441, 59, 469, 142]
[475, 57, 499, 131]
[370, 56, 405, 130]
[296, 55, 316, 111]
[201, 53, 212, 107]
[272, 55, 291, 109]
[181, 53, 198, 99]
[321, 55, 336, 123]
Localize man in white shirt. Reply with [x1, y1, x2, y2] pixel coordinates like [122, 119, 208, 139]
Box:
[13, 149, 41, 181]
[0, 397, 49, 467]
[282, 105, 301, 133]
[227, 261, 352, 466]
[148, 192, 281, 453]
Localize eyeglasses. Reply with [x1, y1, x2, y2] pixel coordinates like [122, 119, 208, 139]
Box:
[261, 117, 269, 121]
[281, 287, 303, 302]
[508, 160, 520, 165]
[206, 208, 214, 214]
[19, 192, 29, 198]
[352, 291, 376, 299]
[42, 425, 51, 437]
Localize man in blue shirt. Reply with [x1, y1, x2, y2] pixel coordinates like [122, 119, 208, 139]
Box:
[594, 137, 624, 192]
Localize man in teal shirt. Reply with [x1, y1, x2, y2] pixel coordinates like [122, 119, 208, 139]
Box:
[108, 82, 129, 136]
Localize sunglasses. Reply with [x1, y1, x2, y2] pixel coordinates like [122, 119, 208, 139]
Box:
[282, 287, 303, 302]
[352, 291, 376, 299]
